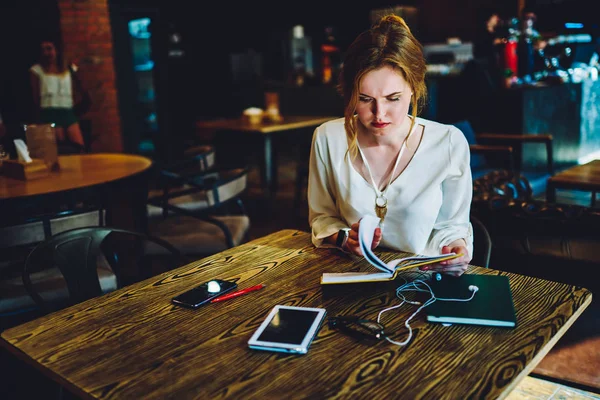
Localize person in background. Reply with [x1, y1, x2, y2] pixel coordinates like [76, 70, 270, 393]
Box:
[29, 37, 90, 153]
[307, 15, 473, 277]
[461, 8, 505, 130]
[473, 8, 504, 65]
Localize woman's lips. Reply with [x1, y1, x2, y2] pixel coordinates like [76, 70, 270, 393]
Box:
[372, 122, 389, 128]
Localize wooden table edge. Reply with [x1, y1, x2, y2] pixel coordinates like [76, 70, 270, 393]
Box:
[546, 179, 600, 191]
[0, 153, 154, 200]
[0, 229, 304, 400]
[196, 116, 339, 134]
[496, 290, 593, 400]
[0, 333, 94, 400]
[1, 229, 592, 400]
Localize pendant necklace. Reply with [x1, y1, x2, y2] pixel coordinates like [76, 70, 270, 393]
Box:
[357, 127, 412, 227]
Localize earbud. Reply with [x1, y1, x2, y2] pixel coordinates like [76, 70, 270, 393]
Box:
[468, 285, 479, 292]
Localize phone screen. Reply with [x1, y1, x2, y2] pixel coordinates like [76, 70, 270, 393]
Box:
[172, 279, 237, 308]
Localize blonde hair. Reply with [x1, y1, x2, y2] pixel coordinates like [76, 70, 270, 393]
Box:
[337, 15, 427, 160]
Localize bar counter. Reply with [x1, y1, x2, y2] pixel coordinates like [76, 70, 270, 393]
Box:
[426, 74, 600, 171]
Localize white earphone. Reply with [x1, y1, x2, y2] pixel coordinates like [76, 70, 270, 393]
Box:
[377, 275, 480, 347]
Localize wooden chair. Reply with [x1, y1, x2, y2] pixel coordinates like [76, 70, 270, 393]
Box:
[21, 227, 183, 314]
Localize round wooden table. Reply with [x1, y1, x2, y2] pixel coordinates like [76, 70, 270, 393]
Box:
[0, 153, 152, 200]
[0, 153, 153, 231]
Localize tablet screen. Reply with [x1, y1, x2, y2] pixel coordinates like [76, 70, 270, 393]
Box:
[257, 308, 321, 344]
[248, 305, 326, 354]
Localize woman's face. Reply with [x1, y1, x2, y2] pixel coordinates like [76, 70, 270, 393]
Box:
[355, 65, 412, 139]
[40, 41, 57, 64]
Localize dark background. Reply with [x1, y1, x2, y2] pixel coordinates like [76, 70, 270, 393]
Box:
[1, 0, 598, 144]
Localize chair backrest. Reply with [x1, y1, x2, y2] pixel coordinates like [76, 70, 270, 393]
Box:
[22, 227, 182, 313]
[471, 215, 491, 268]
[452, 120, 486, 171]
[0, 208, 105, 274]
[147, 167, 249, 218]
[178, 144, 216, 173]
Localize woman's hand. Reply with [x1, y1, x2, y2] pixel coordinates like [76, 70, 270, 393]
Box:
[344, 220, 382, 256]
[419, 239, 471, 277]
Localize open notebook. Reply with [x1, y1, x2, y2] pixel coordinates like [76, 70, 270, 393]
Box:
[320, 216, 462, 285]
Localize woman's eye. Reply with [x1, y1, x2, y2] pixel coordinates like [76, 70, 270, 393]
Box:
[359, 97, 372, 103]
[388, 97, 400, 102]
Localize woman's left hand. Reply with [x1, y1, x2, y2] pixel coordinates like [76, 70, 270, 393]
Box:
[419, 240, 471, 277]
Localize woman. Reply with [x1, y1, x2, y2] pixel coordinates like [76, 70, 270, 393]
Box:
[473, 8, 503, 64]
[29, 38, 89, 152]
[308, 15, 473, 276]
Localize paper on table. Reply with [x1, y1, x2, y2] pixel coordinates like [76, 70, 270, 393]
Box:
[13, 139, 32, 163]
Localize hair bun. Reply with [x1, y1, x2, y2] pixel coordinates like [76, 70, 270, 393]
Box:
[376, 14, 410, 31]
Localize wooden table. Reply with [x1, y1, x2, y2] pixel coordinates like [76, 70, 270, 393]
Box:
[197, 115, 337, 197]
[546, 159, 600, 206]
[0, 153, 153, 230]
[0, 230, 591, 399]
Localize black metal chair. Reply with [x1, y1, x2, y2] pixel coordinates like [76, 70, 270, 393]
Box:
[471, 215, 491, 269]
[146, 148, 251, 256]
[0, 208, 106, 327]
[22, 227, 184, 314]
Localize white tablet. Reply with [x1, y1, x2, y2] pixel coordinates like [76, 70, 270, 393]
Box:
[248, 305, 327, 354]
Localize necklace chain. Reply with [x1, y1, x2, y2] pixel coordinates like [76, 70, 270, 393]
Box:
[357, 122, 414, 226]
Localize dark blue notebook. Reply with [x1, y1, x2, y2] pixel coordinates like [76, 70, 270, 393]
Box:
[426, 274, 517, 328]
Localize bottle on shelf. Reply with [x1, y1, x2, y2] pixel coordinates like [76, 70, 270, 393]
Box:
[501, 17, 519, 80]
[288, 25, 314, 87]
[517, 11, 541, 82]
[320, 26, 341, 85]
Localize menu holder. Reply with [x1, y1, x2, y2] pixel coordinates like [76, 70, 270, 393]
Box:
[24, 123, 60, 171]
[2, 159, 49, 180]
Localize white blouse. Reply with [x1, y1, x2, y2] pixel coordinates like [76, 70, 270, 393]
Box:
[308, 116, 473, 257]
[30, 64, 74, 109]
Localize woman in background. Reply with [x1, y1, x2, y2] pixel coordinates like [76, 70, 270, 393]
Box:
[29, 38, 89, 153]
[307, 15, 473, 277]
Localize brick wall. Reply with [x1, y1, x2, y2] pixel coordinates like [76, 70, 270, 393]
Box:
[57, 0, 122, 152]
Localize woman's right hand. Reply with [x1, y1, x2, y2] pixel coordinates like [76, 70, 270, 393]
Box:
[344, 220, 382, 256]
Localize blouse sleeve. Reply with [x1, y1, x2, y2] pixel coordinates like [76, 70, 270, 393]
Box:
[307, 126, 349, 248]
[29, 64, 43, 76]
[427, 126, 474, 257]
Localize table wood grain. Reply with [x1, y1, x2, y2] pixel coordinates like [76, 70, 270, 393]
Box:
[1, 230, 591, 400]
[0, 153, 153, 200]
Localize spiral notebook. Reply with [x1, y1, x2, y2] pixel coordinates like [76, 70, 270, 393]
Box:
[426, 274, 517, 328]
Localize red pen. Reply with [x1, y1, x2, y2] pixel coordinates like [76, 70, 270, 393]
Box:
[210, 284, 265, 303]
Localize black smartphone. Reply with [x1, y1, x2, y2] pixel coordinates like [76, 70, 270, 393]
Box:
[172, 279, 238, 309]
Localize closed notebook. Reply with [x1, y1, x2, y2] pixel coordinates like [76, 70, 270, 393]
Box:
[426, 274, 517, 328]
